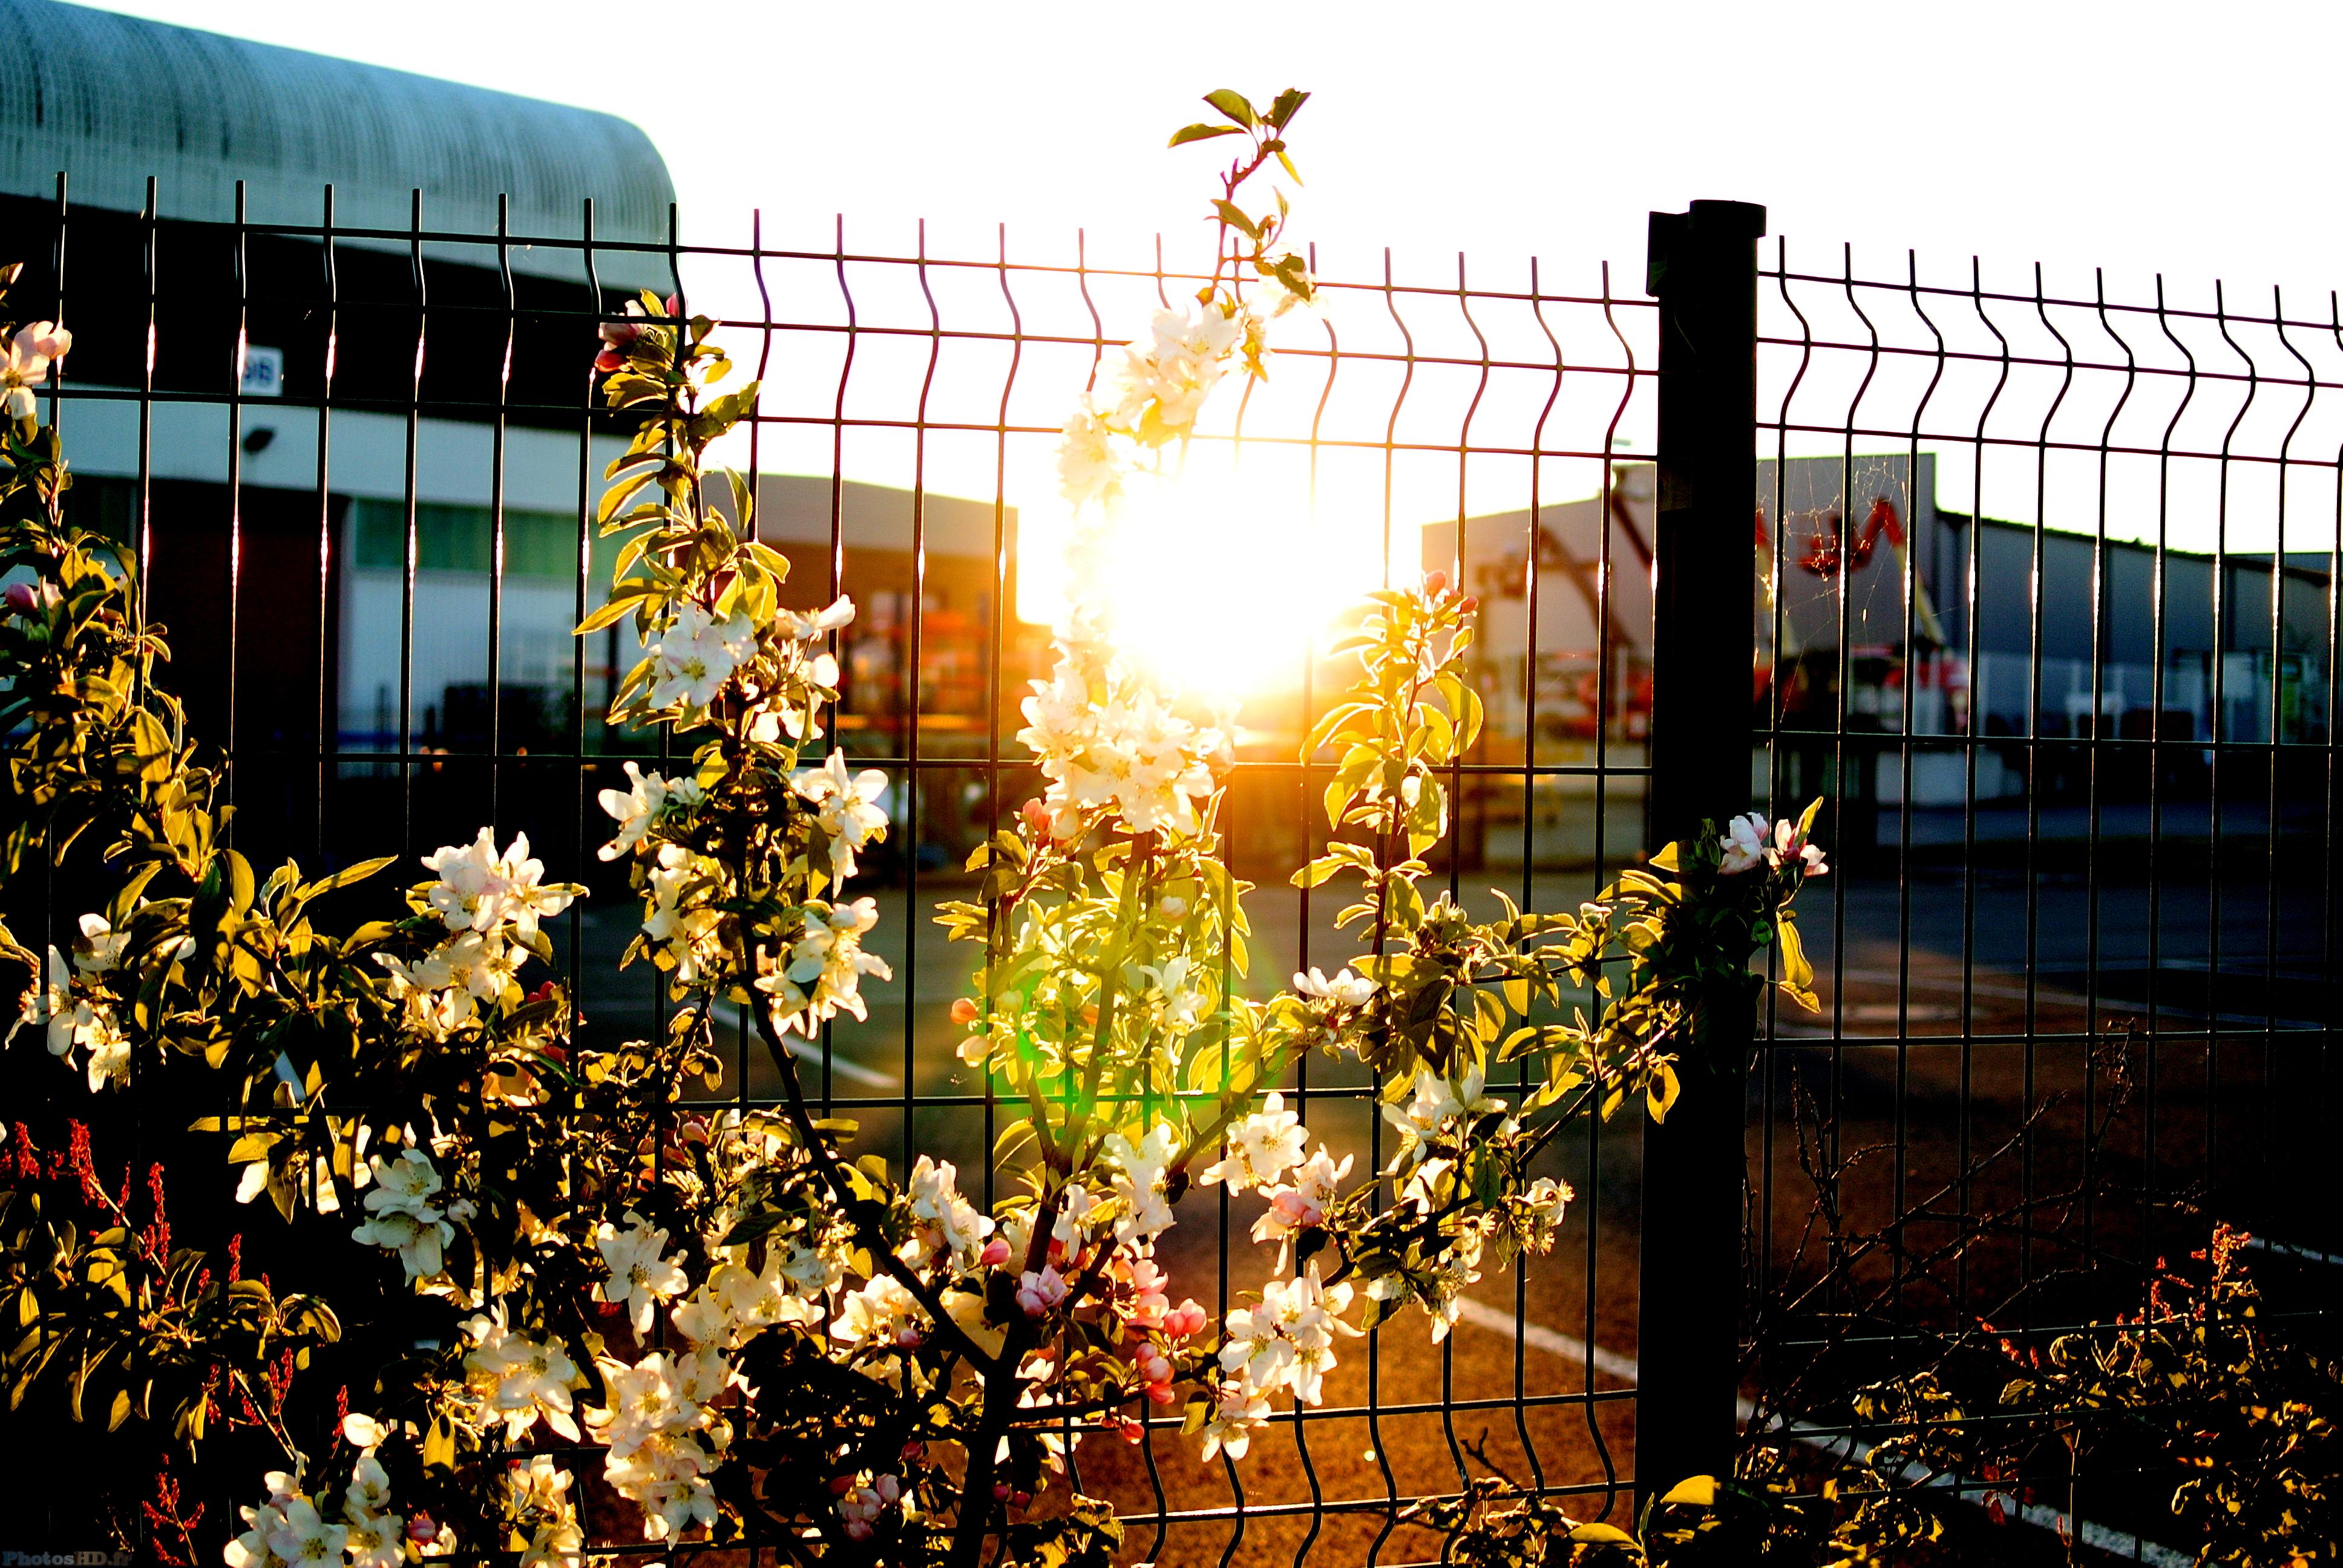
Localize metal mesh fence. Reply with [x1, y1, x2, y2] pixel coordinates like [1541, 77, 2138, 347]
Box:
[1748, 239, 2341, 1551]
[20, 172, 2336, 1561]
[26, 181, 1672, 1562]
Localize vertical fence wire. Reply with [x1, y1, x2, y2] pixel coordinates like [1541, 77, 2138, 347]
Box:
[1752, 243, 2343, 1530]
[46, 178, 2339, 1563]
[36, 189, 1786, 1560]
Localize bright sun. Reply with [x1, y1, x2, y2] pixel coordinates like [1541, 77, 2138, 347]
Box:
[1018, 451, 1392, 704]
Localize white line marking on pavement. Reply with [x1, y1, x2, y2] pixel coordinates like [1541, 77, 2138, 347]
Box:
[1455, 1296, 2192, 1566]
[782, 1036, 896, 1089]
[1450, 1298, 1639, 1383]
[2243, 1233, 2342, 1267]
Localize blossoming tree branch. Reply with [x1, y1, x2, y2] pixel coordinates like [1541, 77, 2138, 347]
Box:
[0, 88, 1824, 1566]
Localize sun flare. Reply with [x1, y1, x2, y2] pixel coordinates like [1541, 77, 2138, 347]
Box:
[1018, 457, 1392, 706]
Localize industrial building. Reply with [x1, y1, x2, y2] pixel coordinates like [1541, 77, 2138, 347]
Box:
[1426, 452, 2333, 866]
[0, 0, 1023, 869]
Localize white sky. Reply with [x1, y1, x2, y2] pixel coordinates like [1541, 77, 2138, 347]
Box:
[102, 0, 2343, 301]
[96, 1, 2343, 564]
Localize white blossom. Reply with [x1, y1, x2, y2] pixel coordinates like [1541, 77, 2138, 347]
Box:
[1219, 1265, 1360, 1405]
[1718, 811, 1769, 875]
[597, 760, 703, 861]
[460, 1305, 585, 1441]
[604, 1431, 719, 1541]
[586, 1350, 727, 1542]
[906, 1155, 992, 1273]
[0, 320, 67, 420]
[1057, 396, 1127, 509]
[593, 1212, 690, 1334]
[791, 750, 890, 883]
[1773, 816, 1829, 878]
[1292, 966, 1377, 1007]
[500, 1455, 583, 1568]
[648, 602, 755, 712]
[833, 1273, 925, 1355]
[375, 929, 517, 1034]
[1112, 306, 1244, 443]
[73, 912, 128, 979]
[350, 1148, 457, 1281]
[762, 897, 891, 1032]
[79, 1006, 129, 1091]
[1380, 1067, 1509, 1169]
[339, 1452, 404, 1568]
[672, 1256, 819, 1348]
[1196, 1380, 1271, 1463]
[224, 1472, 304, 1568]
[1199, 1090, 1308, 1193]
[1101, 1122, 1179, 1241]
[418, 829, 574, 943]
[773, 593, 856, 642]
[1252, 1145, 1353, 1263]
[641, 844, 725, 986]
[1520, 1175, 1575, 1236]
[13, 944, 129, 1088]
[262, 1494, 347, 1567]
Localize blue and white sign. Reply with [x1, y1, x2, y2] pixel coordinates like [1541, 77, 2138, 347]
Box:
[241, 344, 284, 397]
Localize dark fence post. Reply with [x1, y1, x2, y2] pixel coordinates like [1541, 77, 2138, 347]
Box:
[1637, 198, 1766, 1511]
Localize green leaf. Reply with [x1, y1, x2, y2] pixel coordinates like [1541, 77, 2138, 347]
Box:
[577, 584, 660, 635]
[1211, 201, 1260, 241]
[992, 1119, 1036, 1169]
[1301, 700, 1374, 762]
[293, 856, 393, 905]
[1647, 1062, 1682, 1123]
[596, 469, 655, 525]
[1202, 89, 1259, 129]
[1323, 779, 1352, 832]
[1267, 88, 1309, 129]
[1169, 123, 1244, 148]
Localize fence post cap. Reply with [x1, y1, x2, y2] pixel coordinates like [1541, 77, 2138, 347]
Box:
[1646, 201, 1768, 296]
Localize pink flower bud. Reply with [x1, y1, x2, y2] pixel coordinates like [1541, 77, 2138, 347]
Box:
[950, 996, 979, 1026]
[980, 1236, 1011, 1268]
[1020, 797, 1052, 834]
[1120, 1418, 1146, 1444]
[1424, 569, 1447, 595]
[2, 581, 39, 614]
[990, 1483, 1012, 1502]
[828, 1475, 857, 1496]
[1146, 1381, 1179, 1406]
[1016, 1264, 1068, 1318]
[17, 321, 68, 361]
[1459, 595, 1479, 614]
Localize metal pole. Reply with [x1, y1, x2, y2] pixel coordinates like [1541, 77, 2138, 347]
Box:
[1638, 197, 1766, 1511]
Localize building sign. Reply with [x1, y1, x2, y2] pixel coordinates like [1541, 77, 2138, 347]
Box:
[241, 344, 284, 397]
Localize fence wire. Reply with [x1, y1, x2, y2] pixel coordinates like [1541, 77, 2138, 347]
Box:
[32, 172, 2332, 1561]
[27, 181, 1673, 1563]
[1749, 240, 2341, 1534]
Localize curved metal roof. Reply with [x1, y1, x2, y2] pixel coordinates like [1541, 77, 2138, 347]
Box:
[0, 0, 674, 282]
